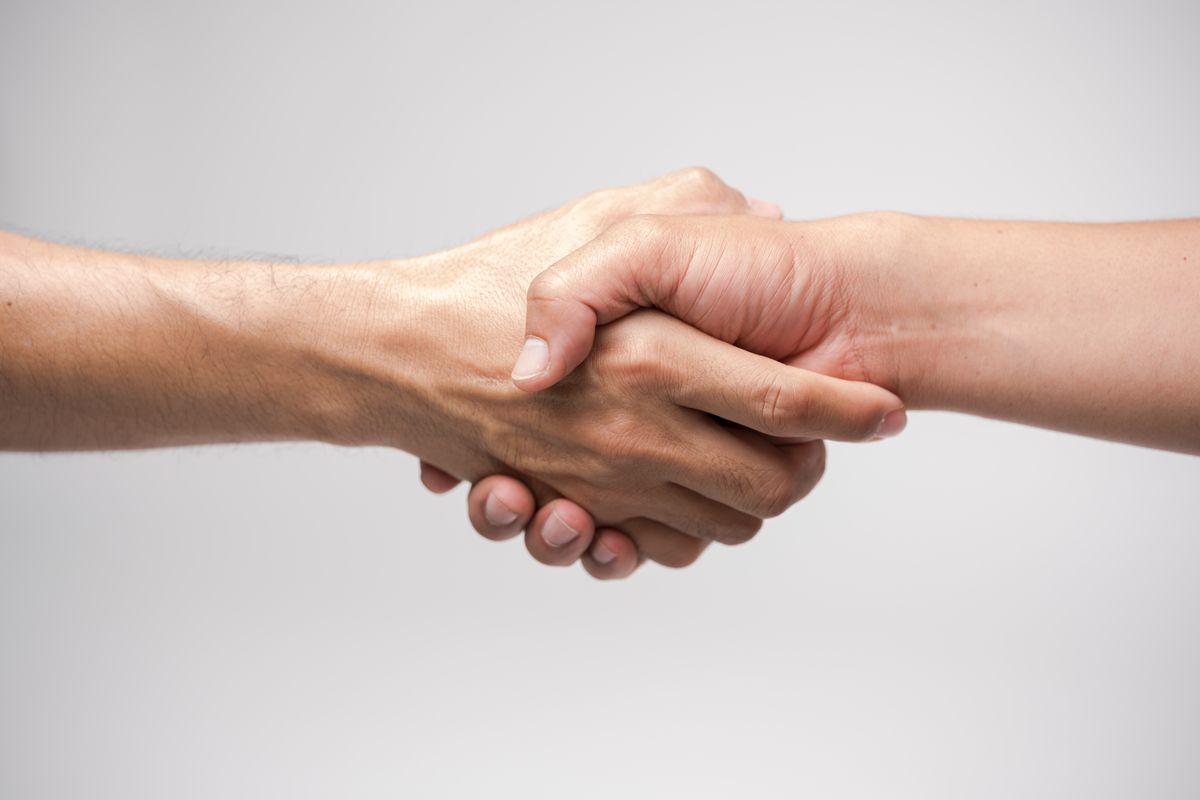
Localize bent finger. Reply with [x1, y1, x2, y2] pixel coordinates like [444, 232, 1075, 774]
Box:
[620, 518, 709, 569]
[467, 475, 536, 541]
[631, 482, 764, 545]
[524, 498, 598, 567]
[581, 528, 641, 580]
[420, 461, 461, 493]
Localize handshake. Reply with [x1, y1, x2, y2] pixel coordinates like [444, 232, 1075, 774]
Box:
[409, 168, 910, 579]
[2, 168, 1197, 576]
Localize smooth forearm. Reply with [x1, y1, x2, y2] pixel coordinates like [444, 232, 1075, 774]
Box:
[0, 232, 435, 451]
[848, 215, 1200, 452]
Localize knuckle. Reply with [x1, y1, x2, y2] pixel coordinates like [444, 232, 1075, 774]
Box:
[753, 470, 800, 518]
[715, 515, 763, 546]
[526, 267, 570, 305]
[756, 374, 807, 434]
[677, 166, 724, 193]
[756, 375, 787, 431]
[592, 328, 664, 389]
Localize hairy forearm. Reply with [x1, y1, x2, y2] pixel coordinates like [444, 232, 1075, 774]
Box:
[0, 232, 430, 451]
[851, 215, 1200, 453]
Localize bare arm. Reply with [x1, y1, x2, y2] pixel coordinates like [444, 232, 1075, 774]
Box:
[855, 216, 1200, 452]
[0, 231, 395, 450]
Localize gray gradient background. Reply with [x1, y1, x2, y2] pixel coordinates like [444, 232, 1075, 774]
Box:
[2, 1, 1199, 797]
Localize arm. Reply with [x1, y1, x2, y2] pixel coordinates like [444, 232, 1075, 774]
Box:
[0, 231, 398, 451]
[514, 213, 1200, 454]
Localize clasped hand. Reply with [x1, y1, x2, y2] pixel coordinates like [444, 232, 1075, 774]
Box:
[410, 169, 904, 579]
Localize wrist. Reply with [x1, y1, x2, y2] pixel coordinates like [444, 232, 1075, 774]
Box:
[822, 212, 982, 410]
[155, 253, 449, 449]
[258, 254, 455, 450]
[282, 248, 520, 461]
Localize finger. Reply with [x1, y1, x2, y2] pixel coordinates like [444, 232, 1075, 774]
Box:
[420, 461, 461, 493]
[466, 475, 536, 541]
[632, 482, 763, 545]
[620, 518, 709, 569]
[779, 439, 827, 502]
[663, 412, 812, 519]
[690, 425, 827, 517]
[524, 498, 597, 567]
[659, 325, 905, 442]
[581, 528, 641, 580]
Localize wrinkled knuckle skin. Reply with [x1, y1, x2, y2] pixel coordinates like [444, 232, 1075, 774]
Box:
[756, 376, 788, 432]
[591, 332, 663, 392]
[763, 377, 814, 436]
[752, 472, 799, 519]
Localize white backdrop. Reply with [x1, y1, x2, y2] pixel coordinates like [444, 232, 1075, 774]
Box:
[2, 1, 1199, 797]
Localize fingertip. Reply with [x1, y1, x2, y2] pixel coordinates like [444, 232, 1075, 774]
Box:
[582, 529, 639, 580]
[510, 337, 574, 393]
[525, 499, 596, 566]
[511, 370, 558, 393]
[420, 461, 461, 494]
[854, 382, 907, 442]
[468, 475, 535, 541]
[872, 408, 908, 440]
[791, 372, 908, 443]
[544, 499, 593, 539]
[511, 336, 551, 383]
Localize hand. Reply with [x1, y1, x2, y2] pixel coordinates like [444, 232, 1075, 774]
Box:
[400, 170, 903, 577]
[510, 211, 913, 409]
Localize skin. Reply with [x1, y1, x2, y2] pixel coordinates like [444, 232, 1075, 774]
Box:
[469, 201, 1199, 556]
[0, 170, 903, 579]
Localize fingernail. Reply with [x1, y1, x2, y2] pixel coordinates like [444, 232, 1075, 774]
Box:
[747, 197, 783, 218]
[511, 337, 550, 381]
[873, 409, 908, 440]
[591, 540, 616, 564]
[484, 493, 519, 527]
[542, 511, 581, 548]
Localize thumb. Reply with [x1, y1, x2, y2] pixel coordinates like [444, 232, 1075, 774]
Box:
[511, 216, 685, 392]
